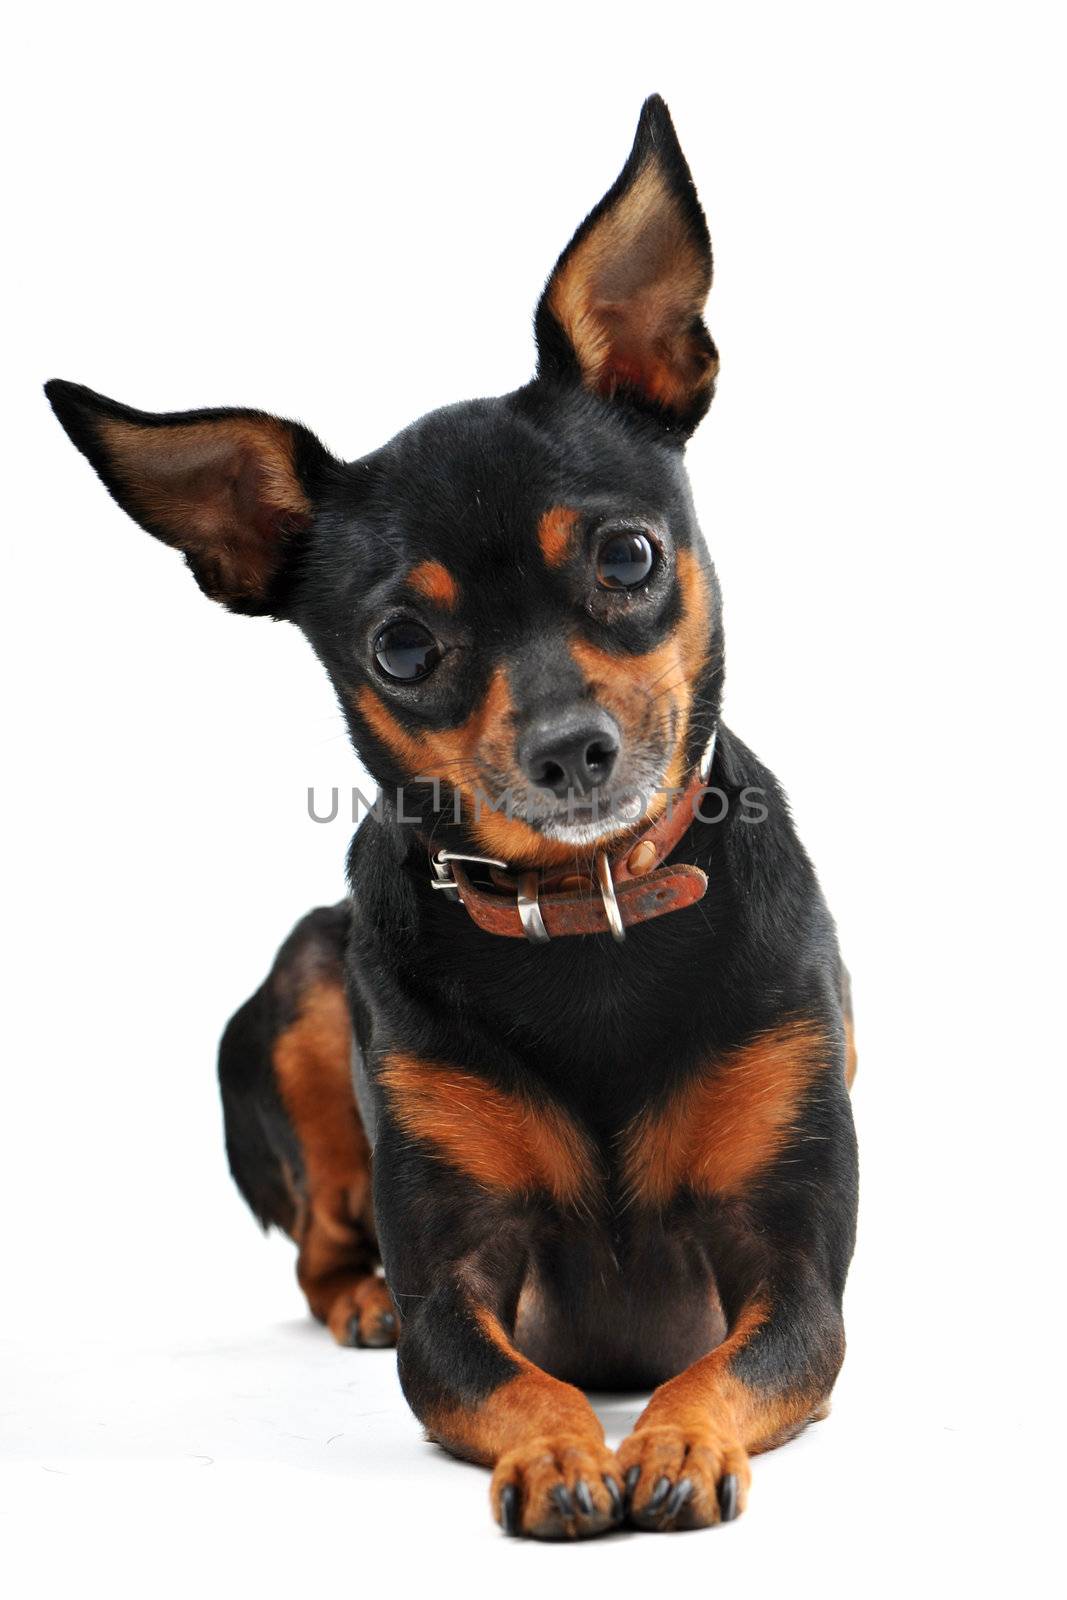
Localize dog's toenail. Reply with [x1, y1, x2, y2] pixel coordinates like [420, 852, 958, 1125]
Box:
[646, 1475, 671, 1513]
[551, 1484, 575, 1518]
[665, 1477, 692, 1518]
[500, 1483, 520, 1535]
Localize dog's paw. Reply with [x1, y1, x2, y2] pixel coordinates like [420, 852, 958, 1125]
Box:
[326, 1277, 398, 1348]
[617, 1424, 750, 1531]
[491, 1436, 625, 1540]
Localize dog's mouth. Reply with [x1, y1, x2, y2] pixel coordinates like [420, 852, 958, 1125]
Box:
[516, 760, 674, 847]
[456, 744, 680, 855]
[525, 792, 646, 845]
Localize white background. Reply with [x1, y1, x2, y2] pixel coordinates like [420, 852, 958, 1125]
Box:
[3, 3, 1064, 1595]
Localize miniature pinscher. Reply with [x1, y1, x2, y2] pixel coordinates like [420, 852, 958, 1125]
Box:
[46, 95, 857, 1539]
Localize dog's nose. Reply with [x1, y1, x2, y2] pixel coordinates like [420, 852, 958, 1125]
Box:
[519, 708, 621, 799]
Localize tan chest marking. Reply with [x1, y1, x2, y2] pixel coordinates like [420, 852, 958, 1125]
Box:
[380, 1053, 597, 1207]
[621, 1020, 828, 1206]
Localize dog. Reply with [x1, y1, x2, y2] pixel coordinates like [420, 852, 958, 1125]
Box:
[46, 95, 858, 1539]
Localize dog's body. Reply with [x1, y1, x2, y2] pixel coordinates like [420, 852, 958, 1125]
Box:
[47, 97, 857, 1538]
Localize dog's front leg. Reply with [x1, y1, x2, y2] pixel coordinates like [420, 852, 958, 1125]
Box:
[618, 1260, 846, 1529]
[614, 1012, 859, 1530]
[397, 1259, 625, 1539]
[369, 1075, 624, 1540]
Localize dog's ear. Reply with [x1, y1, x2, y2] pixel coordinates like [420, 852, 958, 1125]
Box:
[534, 95, 717, 437]
[44, 380, 338, 615]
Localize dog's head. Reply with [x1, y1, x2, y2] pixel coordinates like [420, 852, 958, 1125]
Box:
[47, 96, 723, 868]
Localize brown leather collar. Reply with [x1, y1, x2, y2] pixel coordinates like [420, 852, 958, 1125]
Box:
[428, 733, 717, 943]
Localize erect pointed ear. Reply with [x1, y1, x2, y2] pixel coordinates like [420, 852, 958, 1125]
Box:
[44, 379, 339, 615]
[534, 95, 717, 437]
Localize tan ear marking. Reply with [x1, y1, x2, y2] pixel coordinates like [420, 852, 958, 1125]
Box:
[544, 152, 716, 420]
[97, 415, 310, 603]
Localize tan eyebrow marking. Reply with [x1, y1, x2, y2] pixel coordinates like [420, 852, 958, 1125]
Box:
[537, 506, 580, 568]
[407, 560, 460, 610]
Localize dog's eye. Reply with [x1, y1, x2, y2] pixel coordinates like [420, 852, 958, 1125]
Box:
[373, 621, 442, 682]
[596, 530, 655, 590]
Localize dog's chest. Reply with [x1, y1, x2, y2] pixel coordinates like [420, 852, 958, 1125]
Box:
[514, 1218, 727, 1390]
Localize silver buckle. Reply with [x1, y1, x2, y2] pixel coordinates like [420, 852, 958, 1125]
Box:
[595, 851, 626, 943]
[517, 871, 550, 944]
[430, 849, 508, 903]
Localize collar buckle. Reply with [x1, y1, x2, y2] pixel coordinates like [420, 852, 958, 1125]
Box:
[512, 852, 624, 945]
[595, 850, 626, 943]
[430, 849, 509, 903]
[517, 870, 550, 943]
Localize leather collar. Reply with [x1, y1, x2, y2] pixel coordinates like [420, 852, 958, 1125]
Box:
[428, 731, 717, 943]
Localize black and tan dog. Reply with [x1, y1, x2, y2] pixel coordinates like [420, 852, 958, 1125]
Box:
[46, 96, 857, 1539]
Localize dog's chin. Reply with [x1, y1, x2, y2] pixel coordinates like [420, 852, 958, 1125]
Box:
[536, 814, 632, 848]
[524, 787, 662, 850]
